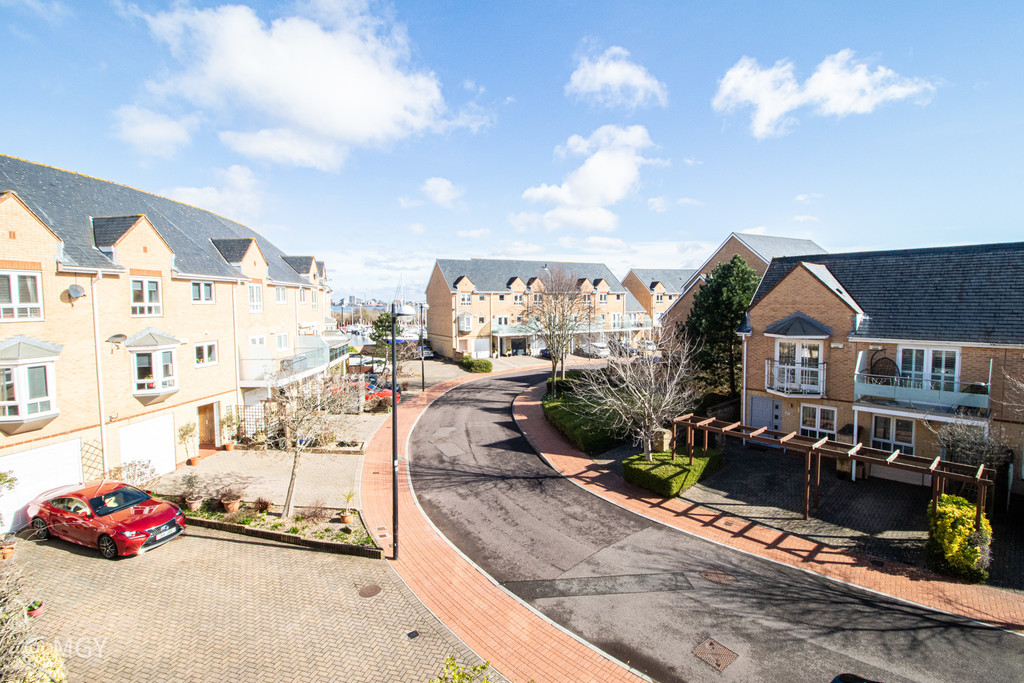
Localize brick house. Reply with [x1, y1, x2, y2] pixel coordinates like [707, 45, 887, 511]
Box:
[621, 268, 696, 334]
[0, 155, 344, 530]
[660, 232, 826, 332]
[739, 242, 1024, 493]
[425, 258, 649, 359]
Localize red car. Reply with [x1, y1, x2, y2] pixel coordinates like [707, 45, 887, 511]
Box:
[26, 481, 186, 559]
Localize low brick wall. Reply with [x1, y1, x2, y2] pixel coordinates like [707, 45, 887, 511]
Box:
[186, 516, 382, 559]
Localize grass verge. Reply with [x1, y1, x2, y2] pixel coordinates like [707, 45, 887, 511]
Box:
[623, 448, 723, 497]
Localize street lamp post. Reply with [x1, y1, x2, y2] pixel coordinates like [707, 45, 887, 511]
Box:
[390, 302, 415, 560]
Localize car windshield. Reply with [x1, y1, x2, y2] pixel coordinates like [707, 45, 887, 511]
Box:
[88, 486, 150, 516]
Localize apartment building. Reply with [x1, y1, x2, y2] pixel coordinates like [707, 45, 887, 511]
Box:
[739, 242, 1024, 494]
[621, 268, 696, 333]
[426, 258, 649, 359]
[660, 232, 827, 332]
[0, 155, 344, 530]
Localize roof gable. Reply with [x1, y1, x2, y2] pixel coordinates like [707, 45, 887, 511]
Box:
[765, 312, 832, 338]
[435, 258, 627, 294]
[282, 256, 316, 278]
[626, 268, 696, 294]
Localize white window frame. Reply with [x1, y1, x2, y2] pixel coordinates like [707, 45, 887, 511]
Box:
[799, 404, 836, 440]
[458, 313, 472, 333]
[275, 286, 287, 304]
[533, 292, 542, 305]
[583, 293, 591, 304]
[194, 342, 218, 367]
[478, 316, 485, 324]
[248, 284, 263, 313]
[276, 333, 289, 351]
[513, 293, 523, 306]
[132, 348, 176, 394]
[773, 339, 823, 392]
[898, 346, 960, 392]
[249, 335, 266, 346]
[495, 315, 510, 326]
[0, 270, 43, 321]
[599, 292, 608, 305]
[872, 415, 915, 455]
[478, 294, 485, 302]
[191, 281, 215, 304]
[300, 288, 307, 304]
[459, 293, 471, 306]
[655, 293, 663, 304]
[131, 277, 162, 316]
[0, 361, 57, 418]
[312, 290, 317, 310]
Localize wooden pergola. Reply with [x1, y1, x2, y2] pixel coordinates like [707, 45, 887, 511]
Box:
[672, 414, 995, 529]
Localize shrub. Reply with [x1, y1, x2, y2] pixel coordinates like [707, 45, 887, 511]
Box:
[623, 449, 723, 497]
[10, 641, 68, 683]
[302, 499, 330, 524]
[926, 494, 992, 583]
[458, 357, 493, 373]
[253, 497, 272, 513]
[541, 395, 621, 456]
[545, 368, 587, 395]
[107, 459, 158, 487]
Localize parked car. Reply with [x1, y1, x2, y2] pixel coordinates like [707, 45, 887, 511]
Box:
[27, 481, 186, 559]
[417, 345, 434, 358]
[580, 341, 610, 358]
[637, 340, 657, 353]
[538, 348, 552, 359]
[608, 340, 639, 356]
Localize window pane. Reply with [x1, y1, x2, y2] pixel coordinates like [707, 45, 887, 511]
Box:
[162, 351, 174, 375]
[801, 406, 816, 429]
[195, 346, 204, 363]
[136, 353, 152, 379]
[147, 281, 160, 303]
[17, 275, 38, 304]
[192, 282, 201, 300]
[873, 416, 890, 441]
[26, 366, 47, 400]
[820, 408, 836, 432]
[132, 280, 144, 303]
[778, 342, 796, 364]
[1, 368, 15, 401]
[895, 419, 913, 444]
[0, 275, 10, 304]
[207, 344, 216, 362]
[203, 283, 212, 300]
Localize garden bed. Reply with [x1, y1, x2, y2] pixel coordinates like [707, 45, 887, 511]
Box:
[180, 498, 382, 559]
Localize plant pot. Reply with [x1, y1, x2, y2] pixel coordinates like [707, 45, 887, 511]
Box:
[187, 457, 201, 466]
[340, 513, 354, 524]
[0, 545, 14, 561]
[26, 601, 43, 618]
[222, 498, 241, 513]
[223, 442, 236, 451]
[185, 497, 203, 512]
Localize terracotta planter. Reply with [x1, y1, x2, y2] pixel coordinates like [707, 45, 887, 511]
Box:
[222, 498, 241, 513]
[187, 457, 201, 466]
[185, 497, 203, 512]
[26, 601, 43, 618]
[223, 442, 236, 451]
[0, 545, 14, 561]
[340, 513, 355, 524]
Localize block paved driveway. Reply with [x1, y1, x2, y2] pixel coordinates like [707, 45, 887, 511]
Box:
[17, 526, 487, 682]
[409, 370, 1024, 683]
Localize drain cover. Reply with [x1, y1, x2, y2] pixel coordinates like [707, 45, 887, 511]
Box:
[358, 585, 382, 598]
[693, 638, 738, 671]
[700, 568, 736, 585]
[407, 630, 419, 639]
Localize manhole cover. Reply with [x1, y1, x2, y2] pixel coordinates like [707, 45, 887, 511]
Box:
[700, 568, 736, 585]
[693, 638, 738, 671]
[358, 585, 382, 598]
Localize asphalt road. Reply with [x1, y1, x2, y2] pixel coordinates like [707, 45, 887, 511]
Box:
[408, 370, 1024, 683]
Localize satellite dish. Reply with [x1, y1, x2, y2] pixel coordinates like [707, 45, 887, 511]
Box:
[68, 284, 87, 300]
[106, 334, 128, 344]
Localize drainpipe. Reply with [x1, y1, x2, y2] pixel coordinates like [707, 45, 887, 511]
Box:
[90, 274, 108, 475]
[740, 333, 748, 430]
[231, 283, 242, 408]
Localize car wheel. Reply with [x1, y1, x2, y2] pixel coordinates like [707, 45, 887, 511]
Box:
[98, 534, 118, 560]
[31, 517, 49, 540]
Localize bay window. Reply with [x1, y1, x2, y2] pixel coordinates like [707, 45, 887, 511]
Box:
[1, 363, 55, 417]
[133, 349, 176, 393]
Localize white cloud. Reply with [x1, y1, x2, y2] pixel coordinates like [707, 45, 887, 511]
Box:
[131, 2, 485, 167]
[794, 192, 824, 203]
[457, 228, 490, 239]
[113, 105, 197, 158]
[398, 196, 424, 208]
[165, 165, 262, 224]
[683, 157, 702, 166]
[219, 128, 344, 171]
[713, 49, 936, 138]
[677, 197, 704, 207]
[522, 125, 663, 231]
[565, 46, 667, 109]
[648, 196, 668, 213]
[2, 0, 72, 23]
[508, 211, 542, 233]
[421, 177, 464, 208]
[793, 215, 819, 222]
[408, 223, 426, 234]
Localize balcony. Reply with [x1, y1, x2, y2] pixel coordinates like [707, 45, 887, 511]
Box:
[854, 372, 989, 411]
[491, 323, 535, 337]
[765, 359, 826, 397]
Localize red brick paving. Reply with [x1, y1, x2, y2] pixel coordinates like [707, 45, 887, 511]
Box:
[512, 382, 1024, 634]
[365, 367, 1024, 683]
[361, 366, 642, 683]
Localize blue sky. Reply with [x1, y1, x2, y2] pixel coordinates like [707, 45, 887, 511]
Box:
[3, 1, 1023, 301]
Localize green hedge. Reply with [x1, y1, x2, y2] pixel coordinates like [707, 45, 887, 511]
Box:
[458, 357, 493, 373]
[926, 493, 992, 583]
[541, 395, 621, 456]
[544, 368, 586, 395]
[623, 449, 723, 497]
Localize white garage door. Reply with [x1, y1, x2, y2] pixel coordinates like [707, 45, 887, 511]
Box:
[119, 414, 176, 476]
[0, 440, 82, 533]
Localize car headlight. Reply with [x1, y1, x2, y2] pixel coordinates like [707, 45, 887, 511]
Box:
[121, 530, 140, 538]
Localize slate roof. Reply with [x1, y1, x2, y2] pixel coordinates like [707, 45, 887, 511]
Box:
[92, 216, 142, 248]
[764, 312, 832, 337]
[435, 259, 628, 293]
[627, 268, 696, 294]
[750, 242, 1024, 345]
[733, 233, 828, 261]
[211, 238, 255, 265]
[0, 155, 311, 285]
[283, 256, 315, 276]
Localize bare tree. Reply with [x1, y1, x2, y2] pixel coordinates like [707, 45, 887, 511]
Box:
[264, 373, 350, 519]
[570, 335, 700, 460]
[524, 267, 591, 392]
[922, 413, 1012, 469]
